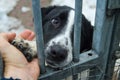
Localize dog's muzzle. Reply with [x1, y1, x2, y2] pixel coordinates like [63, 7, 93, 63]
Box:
[45, 44, 68, 67]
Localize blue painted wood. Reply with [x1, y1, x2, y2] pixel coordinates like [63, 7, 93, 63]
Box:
[32, 0, 46, 73]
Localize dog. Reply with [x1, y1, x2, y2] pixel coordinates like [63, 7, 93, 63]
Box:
[11, 5, 93, 68]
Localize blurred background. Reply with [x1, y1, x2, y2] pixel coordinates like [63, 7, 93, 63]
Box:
[0, 0, 51, 34]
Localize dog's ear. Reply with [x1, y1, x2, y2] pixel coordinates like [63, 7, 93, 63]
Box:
[41, 6, 56, 19]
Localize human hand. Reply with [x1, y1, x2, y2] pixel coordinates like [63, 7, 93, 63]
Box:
[0, 30, 40, 80]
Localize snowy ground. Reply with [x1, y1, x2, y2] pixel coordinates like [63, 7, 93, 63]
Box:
[0, 0, 25, 34]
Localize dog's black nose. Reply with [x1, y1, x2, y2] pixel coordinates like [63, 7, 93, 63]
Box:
[48, 45, 68, 62]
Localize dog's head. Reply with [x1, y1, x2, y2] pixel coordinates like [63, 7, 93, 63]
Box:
[41, 6, 93, 68]
[41, 6, 74, 68]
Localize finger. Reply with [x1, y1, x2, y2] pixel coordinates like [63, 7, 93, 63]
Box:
[27, 32, 35, 41]
[19, 29, 32, 39]
[0, 33, 16, 42]
[7, 33, 16, 42]
[19, 29, 35, 40]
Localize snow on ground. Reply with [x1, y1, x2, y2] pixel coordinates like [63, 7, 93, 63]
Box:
[0, 0, 25, 34]
[0, 0, 19, 14]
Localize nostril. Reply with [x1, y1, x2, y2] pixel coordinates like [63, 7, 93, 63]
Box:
[51, 50, 57, 56]
[49, 45, 68, 62]
[60, 55, 65, 59]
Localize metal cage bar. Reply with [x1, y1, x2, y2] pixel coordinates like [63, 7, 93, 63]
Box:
[92, 0, 108, 55]
[88, 0, 108, 79]
[73, 0, 82, 62]
[32, 0, 46, 73]
[73, 0, 83, 79]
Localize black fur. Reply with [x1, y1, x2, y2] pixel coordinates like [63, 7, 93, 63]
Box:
[80, 15, 93, 52]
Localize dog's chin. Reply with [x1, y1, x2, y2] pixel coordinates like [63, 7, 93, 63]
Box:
[46, 58, 72, 69]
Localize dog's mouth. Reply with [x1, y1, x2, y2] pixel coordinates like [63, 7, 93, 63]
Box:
[46, 59, 56, 67]
[46, 58, 62, 68]
[46, 58, 70, 68]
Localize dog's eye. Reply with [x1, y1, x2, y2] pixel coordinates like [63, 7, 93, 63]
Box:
[51, 18, 60, 28]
